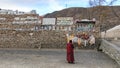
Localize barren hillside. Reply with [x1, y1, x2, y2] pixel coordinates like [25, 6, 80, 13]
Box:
[44, 6, 120, 31]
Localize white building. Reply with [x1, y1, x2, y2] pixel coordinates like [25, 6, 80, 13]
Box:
[42, 18, 56, 30]
[13, 16, 39, 24]
[0, 9, 8, 14]
[56, 17, 73, 31]
[0, 9, 37, 15]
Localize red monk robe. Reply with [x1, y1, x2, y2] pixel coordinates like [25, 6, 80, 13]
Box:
[66, 40, 74, 63]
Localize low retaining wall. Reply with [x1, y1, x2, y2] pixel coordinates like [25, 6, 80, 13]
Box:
[100, 39, 120, 66]
[0, 30, 100, 49]
[0, 30, 67, 48]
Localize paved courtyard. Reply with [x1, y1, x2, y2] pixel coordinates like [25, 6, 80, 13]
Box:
[0, 48, 119, 68]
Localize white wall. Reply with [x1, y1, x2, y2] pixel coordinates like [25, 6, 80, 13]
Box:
[42, 18, 56, 25]
[101, 25, 120, 38]
[0, 18, 6, 20]
[57, 17, 73, 25]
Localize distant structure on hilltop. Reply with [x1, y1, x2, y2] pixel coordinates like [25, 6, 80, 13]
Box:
[0, 8, 41, 31]
[0, 8, 37, 15]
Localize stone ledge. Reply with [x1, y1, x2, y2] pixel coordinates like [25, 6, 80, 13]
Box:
[100, 39, 120, 66]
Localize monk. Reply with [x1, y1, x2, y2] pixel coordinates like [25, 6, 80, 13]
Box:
[66, 40, 74, 64]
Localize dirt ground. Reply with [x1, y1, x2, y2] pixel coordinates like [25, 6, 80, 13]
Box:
[0, 48, 119, 68]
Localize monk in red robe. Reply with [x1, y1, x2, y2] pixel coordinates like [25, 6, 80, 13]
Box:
[66, 40, 74, 64]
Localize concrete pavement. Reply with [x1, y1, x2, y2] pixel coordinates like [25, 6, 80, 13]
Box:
[0, 48, 119, 68]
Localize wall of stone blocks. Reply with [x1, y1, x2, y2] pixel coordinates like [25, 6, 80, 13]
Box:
[0, 29, 101, 49]
[0, 23, 41, 30]
[100, 39, 120, 66]
[0, 30, 67, 48]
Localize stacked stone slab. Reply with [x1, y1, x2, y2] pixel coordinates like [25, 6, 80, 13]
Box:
[0, 30, 67, 48]
[0, 29, 101, 49]
[0, 13, 101, 49]
[0, 14, 40, 30]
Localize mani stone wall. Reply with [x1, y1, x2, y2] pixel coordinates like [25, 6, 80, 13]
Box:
[0, 23, 39, 30]
[0, 30, 67, 48]
[100, 39, 120, 66]
[0, 14, 39, 23]
[0, 30, 100, 49]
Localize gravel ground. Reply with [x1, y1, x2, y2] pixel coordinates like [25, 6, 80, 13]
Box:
[0, 48, 119, 68]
